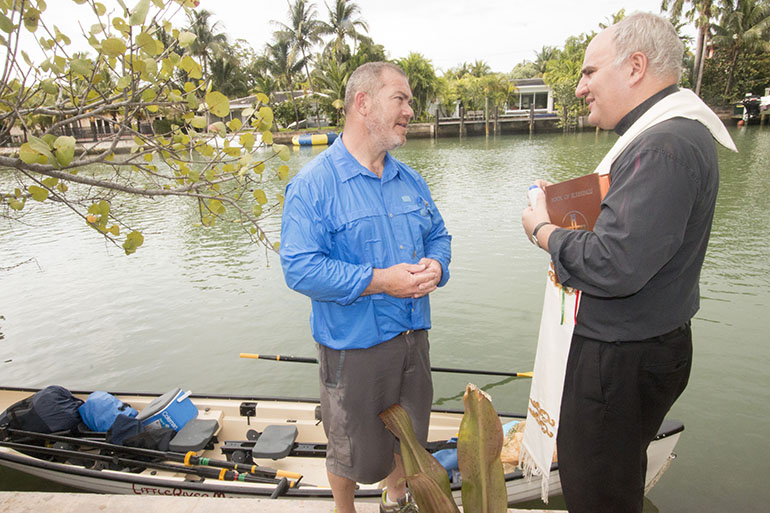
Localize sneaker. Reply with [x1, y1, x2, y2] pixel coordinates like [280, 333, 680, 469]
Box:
[379, 489, 418, 513]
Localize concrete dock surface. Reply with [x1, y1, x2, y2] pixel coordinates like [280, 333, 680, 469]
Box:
[0, 492, 561, 512]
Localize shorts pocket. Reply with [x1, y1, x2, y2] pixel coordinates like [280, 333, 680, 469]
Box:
[327, 433, 353, 469]
[319, 346, 345, 388]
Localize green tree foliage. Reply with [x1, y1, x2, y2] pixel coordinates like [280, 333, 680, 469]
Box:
[700, 45, 770, 103]
[397, 52, 437, 120]
[184, 8, 227, 79]
[318, 0, 368, 62]
[662, 0, 717, 94]
[313, 53, 349, 126]
[262, 33, 307, 127]
[711, 0, 770, 97]
[0, 0, 289, 254]
[543, 34, 592, 129]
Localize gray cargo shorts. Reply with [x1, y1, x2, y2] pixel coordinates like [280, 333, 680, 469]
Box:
[317, 329, 432, 484]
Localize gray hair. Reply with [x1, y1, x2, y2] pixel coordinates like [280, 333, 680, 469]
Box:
[344, 62, 407, 113]
[612, 12, 684, 82]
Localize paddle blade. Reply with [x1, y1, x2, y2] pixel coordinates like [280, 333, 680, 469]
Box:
[457, 384, 508, 513]
[379, 404, 453, 500]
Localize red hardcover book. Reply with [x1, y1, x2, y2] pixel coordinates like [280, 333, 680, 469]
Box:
[544, 173, 609, 231]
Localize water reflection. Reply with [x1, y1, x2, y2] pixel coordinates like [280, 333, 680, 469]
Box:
[1, 127, 769, 511]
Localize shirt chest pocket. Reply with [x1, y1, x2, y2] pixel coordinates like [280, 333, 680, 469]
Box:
[330, 208, 391, 267]
[329, 198, 433, 267]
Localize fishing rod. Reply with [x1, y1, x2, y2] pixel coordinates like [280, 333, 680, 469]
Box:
[2, 427, 303, 485]
[0, 439, 293, 498]
[239, 353, 534, 378]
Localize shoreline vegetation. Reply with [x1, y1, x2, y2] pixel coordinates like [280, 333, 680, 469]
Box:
[1, 0, 767, 254]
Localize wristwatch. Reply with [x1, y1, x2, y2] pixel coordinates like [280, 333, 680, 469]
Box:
[531, 221, 550, 248]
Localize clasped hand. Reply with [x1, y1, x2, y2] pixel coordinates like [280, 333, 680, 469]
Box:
[366, 258, 442, 299]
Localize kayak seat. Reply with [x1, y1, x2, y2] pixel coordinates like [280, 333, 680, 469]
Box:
[169, 418, 220, 453]
[252, 425, 298, 460]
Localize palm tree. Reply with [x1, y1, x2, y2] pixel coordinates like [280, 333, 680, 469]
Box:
[469, 59, 492, 77]
[314, 54, 350, 125]
[397, 53, 438, 120]
[319, 0, 369, 61]
[661, 0, 717, 95]
[185, 9, 228, 80]
[263, 34, 307, 126]
[533, 46, 558, 76]
[273, 0, 324, 125]
[711, 0, 770, 97]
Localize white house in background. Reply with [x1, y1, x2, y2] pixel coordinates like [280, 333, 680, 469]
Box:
[506, 78, 554, 114]
[431, 78, 555, 118]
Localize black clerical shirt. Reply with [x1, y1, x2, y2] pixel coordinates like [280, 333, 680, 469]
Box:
[548, 85, 720, 341]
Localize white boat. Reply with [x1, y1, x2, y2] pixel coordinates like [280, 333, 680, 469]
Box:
[0, 386, 683, 504]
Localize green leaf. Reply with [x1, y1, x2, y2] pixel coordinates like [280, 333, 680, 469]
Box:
[380, 404, 453, 496]
[258, 106, 274, 125]
[253, 189, 267, 205]
[209, 121, 226, 136]
[457, 384, 508, 513]
[0, 13, 14, 34]
[129, 0, 150, 26]
[19, 143, 46, 165]
[54, 135, 76, 166]
[102, 37, 127, 58]
[206, 91, 230, 118]
[116, 75, 130, 90]
[23, 7, 40, 32]
[180, 55, 201, 79]
[40, 78, 58, 95]
[190, 116, 207, 130]
[28, 185, 49, 202]
[94, 2, 107, 16]
[239, 132, 255, 151]
[178, 30, 196, 48]
[123, 230, 144, 255]
[256, 93, 269, 104]
[261, 130, 273, 145]
[405, 474, 461, 513]
[272, 143, 290, 162]
[70, 58, 93, 76]
[252, 204, 262, 217]
[277, 164, 289, 181]
[8, 198, 25, 211]
[227, 118, 242, 132]
[135, 30, 157, 55]
[26, 136, 55, 164]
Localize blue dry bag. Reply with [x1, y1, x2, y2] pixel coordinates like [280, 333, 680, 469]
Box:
[78, 391, 138, 432]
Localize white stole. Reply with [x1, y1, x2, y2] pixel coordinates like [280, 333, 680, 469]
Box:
[519, 88, 737, 502]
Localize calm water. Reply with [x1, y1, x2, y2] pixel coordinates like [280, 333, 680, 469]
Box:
[1, 127, 769, 511]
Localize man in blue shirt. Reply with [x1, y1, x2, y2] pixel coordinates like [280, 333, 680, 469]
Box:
[280, 62, 451, 513]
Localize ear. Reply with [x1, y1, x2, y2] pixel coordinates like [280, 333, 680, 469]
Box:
[353, 90, 369, 116]
[628, 51, 648, 86]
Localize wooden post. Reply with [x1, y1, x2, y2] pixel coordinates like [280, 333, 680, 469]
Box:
[434, 110, 440, 139]
[459, 105, 465, 138]
[485, 96, 490, 137]
[529, 104, 535, 135]
[494, 106, 500, 135]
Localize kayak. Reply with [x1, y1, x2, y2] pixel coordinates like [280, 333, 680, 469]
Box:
[0, 386, 683, 504]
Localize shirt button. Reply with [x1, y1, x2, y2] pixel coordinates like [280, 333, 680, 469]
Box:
[399, 245, 404, 250]
[389, 213, 393, 218]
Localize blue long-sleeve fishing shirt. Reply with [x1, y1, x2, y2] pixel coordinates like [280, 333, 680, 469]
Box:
[280, 136, 452, 350]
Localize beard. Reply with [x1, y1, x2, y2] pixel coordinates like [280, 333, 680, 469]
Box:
[365, 106, 406, 152]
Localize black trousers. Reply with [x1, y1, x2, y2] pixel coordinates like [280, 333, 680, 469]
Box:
[557, 323, 692, 513]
